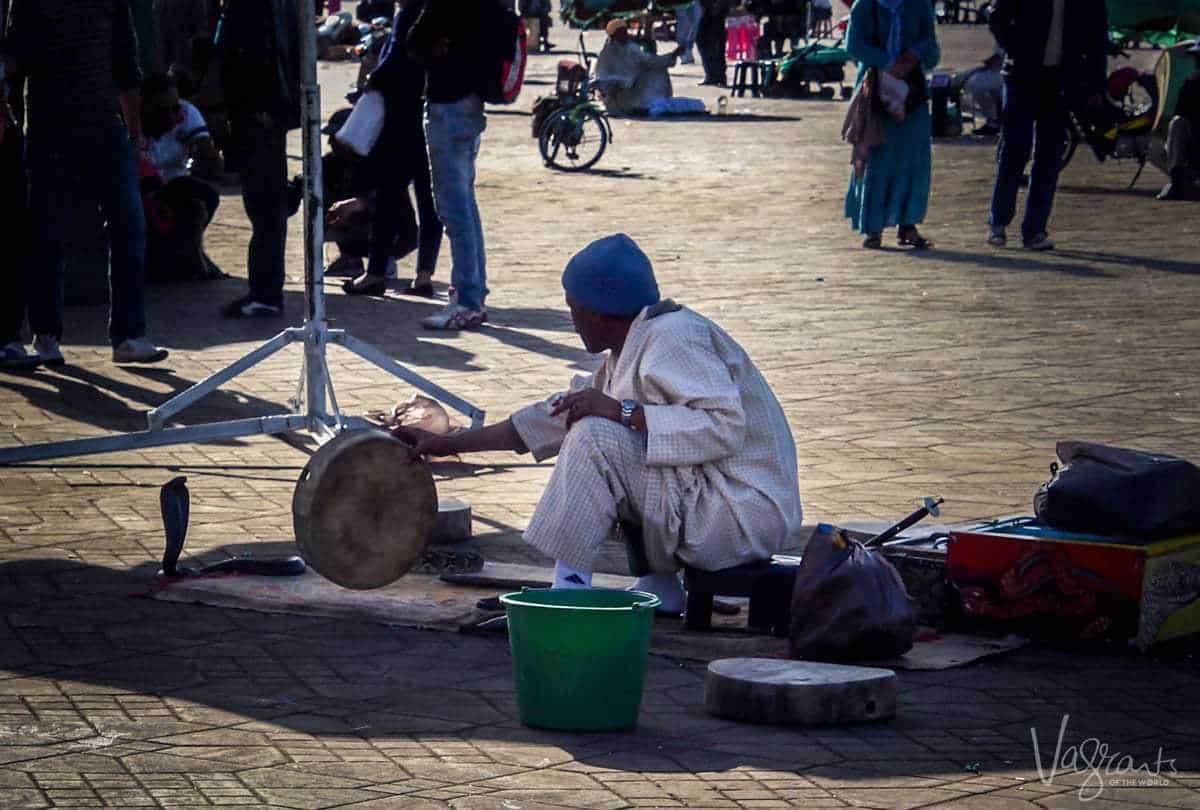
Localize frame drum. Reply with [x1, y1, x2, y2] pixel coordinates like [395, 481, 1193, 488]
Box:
[293, 429, 437, 589]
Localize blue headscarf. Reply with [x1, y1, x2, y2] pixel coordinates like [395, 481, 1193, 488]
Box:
[876, 0, 906, 66]
[562, 234, 660, 317]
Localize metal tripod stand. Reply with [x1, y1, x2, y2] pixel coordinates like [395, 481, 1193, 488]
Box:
[0, 0, 483, 467]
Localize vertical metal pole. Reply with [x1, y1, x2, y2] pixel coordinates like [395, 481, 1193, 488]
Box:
[299, 0, 328, 426]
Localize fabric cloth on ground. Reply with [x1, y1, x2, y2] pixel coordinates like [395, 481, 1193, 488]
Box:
[596, 39, 678, 115]
[511, 304, 803, 574]
[147, 100, 211, 182]
[843, 0, 939, 234]
[647, 97, 707, 117]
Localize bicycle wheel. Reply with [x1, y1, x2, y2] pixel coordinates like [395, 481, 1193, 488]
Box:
[538, 107, 608, 172]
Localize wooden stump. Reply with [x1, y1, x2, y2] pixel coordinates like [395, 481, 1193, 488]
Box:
[703, 658, 897, 725]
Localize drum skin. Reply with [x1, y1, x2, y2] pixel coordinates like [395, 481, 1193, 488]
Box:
[293, 429, 437, 589]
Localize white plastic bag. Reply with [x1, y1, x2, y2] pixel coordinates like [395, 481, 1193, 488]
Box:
[333, 90, 386, 157]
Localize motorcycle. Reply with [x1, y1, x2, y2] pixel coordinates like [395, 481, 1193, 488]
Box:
[1061, 54, 1159, 189]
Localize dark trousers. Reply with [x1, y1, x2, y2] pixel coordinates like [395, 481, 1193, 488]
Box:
[1, 127, 30, 345]
[697, 12, 727, 84]
[231, 114, 288, 307]
[148, 176, 221, 281]
[989, 70, 1067, 243]
[28, 124, 147, 346]
[367, 142, 443, 278]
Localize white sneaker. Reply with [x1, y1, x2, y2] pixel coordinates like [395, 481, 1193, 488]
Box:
[420, 302, 487, 331]
[33, 334, 65, 367]
[1, 341, 41, 371]
[113, 338, 169, 364]
[1024, 233, 1056, 251]
[987, 227, 1006, 247]
[629, 572, 687, 616]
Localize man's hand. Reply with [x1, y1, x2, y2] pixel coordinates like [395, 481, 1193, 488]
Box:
[391, 426, 458, 461]
[550, 389, 622, 429]
[327, 197, 368, 227]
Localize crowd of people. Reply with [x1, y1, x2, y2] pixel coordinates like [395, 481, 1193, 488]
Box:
[2, 0, 1198, 374]
[843, 0, 1200, 251]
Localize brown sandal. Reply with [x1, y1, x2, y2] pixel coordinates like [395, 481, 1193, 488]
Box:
[862, 233, 883, 249]
[898, 228, 933, 250]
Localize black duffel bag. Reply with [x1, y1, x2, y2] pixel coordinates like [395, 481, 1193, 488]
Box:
[1034, 441, 1200, 541]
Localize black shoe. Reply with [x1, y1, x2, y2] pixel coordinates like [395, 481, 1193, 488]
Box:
[221, 295, 283, 318]
[342, 274, 387, 296]
[400, 280, 435, 298]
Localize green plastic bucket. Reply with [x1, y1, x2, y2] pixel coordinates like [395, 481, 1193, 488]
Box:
[500, 588, 660, 730]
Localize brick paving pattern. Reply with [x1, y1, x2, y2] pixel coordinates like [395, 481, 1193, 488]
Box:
[0, 22, 1198, 809]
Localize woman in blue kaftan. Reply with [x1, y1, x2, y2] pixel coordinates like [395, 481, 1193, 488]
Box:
[843, 0, 940, 249]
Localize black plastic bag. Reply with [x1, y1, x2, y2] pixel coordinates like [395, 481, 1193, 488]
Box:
[789, 526, 916, 661]
[1034, 441, 1200, 541]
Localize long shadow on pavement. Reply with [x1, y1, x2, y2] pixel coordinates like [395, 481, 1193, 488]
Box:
[1, 555, 1198, 785]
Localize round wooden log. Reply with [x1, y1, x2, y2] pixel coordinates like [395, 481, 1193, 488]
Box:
[703, 658, 897, 725]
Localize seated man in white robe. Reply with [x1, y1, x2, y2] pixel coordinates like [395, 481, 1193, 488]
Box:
[595, 19, 683, 116]
[392, 234, 803, 612]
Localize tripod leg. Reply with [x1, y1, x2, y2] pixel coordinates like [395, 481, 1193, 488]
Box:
[336, 332, 486, 428]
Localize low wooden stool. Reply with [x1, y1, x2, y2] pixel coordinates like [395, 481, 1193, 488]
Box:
[731, 61, 764, 97]
[683, 558, 800, 635]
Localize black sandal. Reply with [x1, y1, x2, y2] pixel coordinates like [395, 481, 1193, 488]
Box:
[898, 228, 933, 250]
[862, 233, 883, 249]
[342, 274, 387, 296]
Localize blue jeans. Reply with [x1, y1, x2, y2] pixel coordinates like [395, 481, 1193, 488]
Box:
[675, 2, 702, 59]
[989, 70, 1067, 243]
[231, 114, 289, 308]
[424, 95, 487, 310]
[28, 124, 147, 346]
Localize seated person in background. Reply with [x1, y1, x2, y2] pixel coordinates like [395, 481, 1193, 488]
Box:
[963, 49, 1003, 136]
[1157, 40, 1200, 201]
[392, 234, 803, 613]
[595, 19, 683, 116]
[321, 109, 420, 278]
[141, 73, 226, 281]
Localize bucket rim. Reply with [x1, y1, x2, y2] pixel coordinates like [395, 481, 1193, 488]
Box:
[499, 587, 661, 612]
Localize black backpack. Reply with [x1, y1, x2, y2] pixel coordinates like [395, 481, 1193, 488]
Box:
[1034, 441, 1200, 541]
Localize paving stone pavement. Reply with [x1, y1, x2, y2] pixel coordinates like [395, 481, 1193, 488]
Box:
[1, 23, 1198, 809]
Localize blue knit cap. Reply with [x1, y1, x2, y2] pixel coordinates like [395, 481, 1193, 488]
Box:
[562, 234, 660, 317]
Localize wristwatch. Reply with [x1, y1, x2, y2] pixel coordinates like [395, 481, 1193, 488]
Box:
[619, 398, 639, 428]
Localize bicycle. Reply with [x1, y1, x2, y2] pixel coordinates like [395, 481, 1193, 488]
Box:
[538, 32, 615, 172]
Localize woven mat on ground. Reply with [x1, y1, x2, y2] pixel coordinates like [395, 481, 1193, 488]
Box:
[149, 564, 1026, 670]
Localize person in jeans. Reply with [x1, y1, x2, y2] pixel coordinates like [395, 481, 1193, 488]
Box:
[986, 0, 1108, 251]
[408, 0, 492, 330]
[219, 0, 301, 318]
[674, 1, 702, 65]
[343, 0, 443, 298]
[1, 0, 169, 366]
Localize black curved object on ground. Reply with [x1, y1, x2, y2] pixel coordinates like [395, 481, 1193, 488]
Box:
[158, 476, 306, 578]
